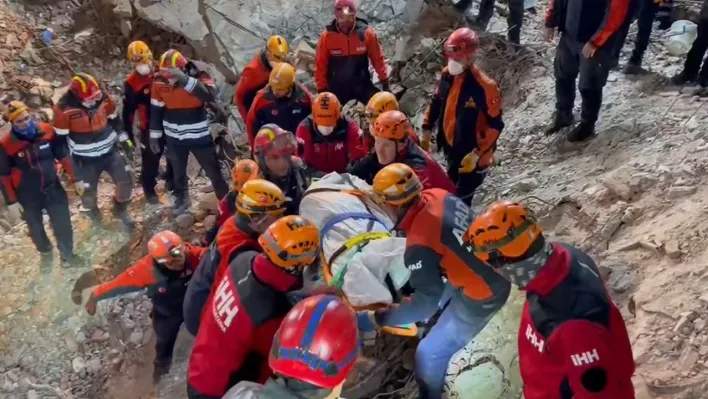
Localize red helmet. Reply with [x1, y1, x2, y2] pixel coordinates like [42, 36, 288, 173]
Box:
[444, 27, 479, 59]
[334, 0, 356, 17]
[70, 73, 102, 102]
[269, 295, 360, 389]
[253, 124, 297, 157]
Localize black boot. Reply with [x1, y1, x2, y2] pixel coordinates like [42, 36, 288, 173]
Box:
[81, 207, 103, 225]
[545, 112, 574, 135]
[671, 70, 696, 86]
[566, 121, 596, 142]
[113, 200, 136, 229]
[153, 360, 171, 384]
[61, 254, 85, 269]
[39, 250, 53, 273]
[171, 194, 191, 216]
[144, 189, 160, 205]
[623, 58, 644, 75]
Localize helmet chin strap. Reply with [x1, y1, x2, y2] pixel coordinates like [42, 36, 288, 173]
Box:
[496, 240, 553, 288]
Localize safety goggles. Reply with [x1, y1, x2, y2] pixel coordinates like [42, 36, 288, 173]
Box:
[379, 179, 422, 203]
[263, 132, 297, 157]
[82, 90, 103, 103]
[130, 54, 149, 63]
[154, 245, 184, 264]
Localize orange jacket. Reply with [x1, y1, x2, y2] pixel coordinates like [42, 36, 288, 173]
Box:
[234, 51, 273, 122]
[90, 244, 206, 314]
[423, 65, 503, 168]
[314, 18, 388, 92]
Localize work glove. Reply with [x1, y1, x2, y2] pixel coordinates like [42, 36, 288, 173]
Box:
[356, 310, 378, 333]
[149, 138, 162, 155]
[380, 79, 391, 92]
[75, 180, 85, 197]
[85, 297, 97, 316]
[458, 151, 480, 173]
[7, 202, 23, 222]
[165, 68, 190, 88]
[118, 133, 135, 161]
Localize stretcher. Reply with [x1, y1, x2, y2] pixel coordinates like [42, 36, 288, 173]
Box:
[299, 173, 418, 336]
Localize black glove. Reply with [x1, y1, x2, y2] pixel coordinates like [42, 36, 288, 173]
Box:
[149, 138, 162, 155]
[165, 68, 190, 88]
[381, 79, 391, 92]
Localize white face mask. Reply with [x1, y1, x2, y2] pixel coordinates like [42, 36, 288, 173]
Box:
[317, 126, 334, 136]
[447, 59, 466, 76]
[136, 63, 152, 76]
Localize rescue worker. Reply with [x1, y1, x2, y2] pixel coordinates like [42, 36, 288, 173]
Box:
[671, 1, 708, 87]
[347, 111, 456, 194]
[623, 0, 673, 74]
[204, 159, 261, 245]
[187, 215, 321, 399]
[234, 35, 289, 122]
[246, 62, 313, 147]
[253, 125, 310, 214]
[0, 101, 78, 267]
[464, 201, 635, 398]
[295, 92, 366, 176]
[123, 40, 174, 203]
[223, 295, 360, 399]
[149, 49, 229, 215]
[544, 0, 633, 141]
[474, 0, 525, 46]
[314, 0, 390, 105]
[422, 28, 503, 205]
[81, 230, 206, 383]
[184, 179, 287, 335]
[356, 163, 510, 399]
[362, 91, 420, 151]
[52, 72, 135, 227]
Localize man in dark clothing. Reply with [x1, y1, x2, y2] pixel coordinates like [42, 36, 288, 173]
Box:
[544, 0, 633, 142]
[245, 63, 313, 148]
[1, 101, 78, 267]
[149, 49, 229, 215]
[53, 73, 135, 227]
[252, 125, 311, 214]
[465, 201, 635, 399]
[78, 231, 206, 383]
[314, 0, 390, 105]
[422, 28, 502, 204]
[187, 216, 320, 399]
[123, 40, 174, 203]
[671, 2, 708, 87]
[623, 0, 673, 74]
[473, 0, 525, 46]
[183, 179, 287, 336]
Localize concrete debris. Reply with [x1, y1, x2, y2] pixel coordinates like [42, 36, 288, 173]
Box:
[129, 330, 144, 346]
[678, 348, 699, 373]
[176, 213, 196, 229]
[664, 239, 682, 259]
[667, 185, 697, 199]
[71, 357, 86, 375]
[198, 192, 220, 213]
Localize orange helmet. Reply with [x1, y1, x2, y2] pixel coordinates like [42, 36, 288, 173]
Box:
[159, 49, 188, 69]
[444, 27, 480, 59]
[2, 100, 29, 123]
[235, 179, 287, 217]
[70, 73, 102, 102]
[365, 91, 399, 124]
[231, 159, 260, 191]
[269, 62, 296, 92]
[372, 163, 423, 206]
[373, 110, 410, 141]
[312, 92, 341, 127]
[127, 40, 153, 64]
[265, 35, 289, 63]
[148, 230, 185, 267]
[464, 201, 543, 263]
[258, 215, 320, 269]
[253, 124, 297, 157]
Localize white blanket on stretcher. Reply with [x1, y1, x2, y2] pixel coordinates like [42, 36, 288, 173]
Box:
[299, 173, 411, 307]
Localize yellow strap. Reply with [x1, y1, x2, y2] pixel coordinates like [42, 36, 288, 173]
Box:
[382, 324, 418, 337]
[341, 231, 391, 251]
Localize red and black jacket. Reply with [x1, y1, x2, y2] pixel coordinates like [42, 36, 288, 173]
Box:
[295, 115, 367, 175]
[519, 243, 635, 399]
[245, 84, 313, 146]
[0, 123, 75, 205]
[123, 69, 155, 144]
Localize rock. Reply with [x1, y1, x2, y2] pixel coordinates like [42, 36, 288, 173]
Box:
[64, 335, 78, 352]
[293, 40, 316, 62]
[607, 263, 633, 293]
[25, 95, 42, 109]
[622, 206, 641, 224]
[75, 331, 87, 344]
[119, 19, 132, 38]
[600, 174, 633, 201]
[632, 375, 652, 399]
[674, 314, 693, 334]
[200, 183, 215, 193]
[700, 345, 708, 356]
[26, 390, 38, 399]
[176, 213, 195, 228]
[678, 348, 699, 372]
[204, 215, 217, 230]
[86, 357, 101, 374]
[514, 177, 540, 193]
[19, 43, 43, 65]
[122, 317, 136, 330]
[665, 239, 682, 259]
[195, 208, 208, 222]
[113, 0, 133, 18]
[51, 84, 70, 105]
[700, 293, 708, 306]
[29, 77, 54, 101]
[694, 318, 706, 332]
[129, 330, 144, 345]
[91, 329, 109, 342]
[71, 356, 86, 374]
[198, 192, 219, 213]
[398, 90, 424, 115]
[667, 186, 697, 199]
[598, 204, 628, 240]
